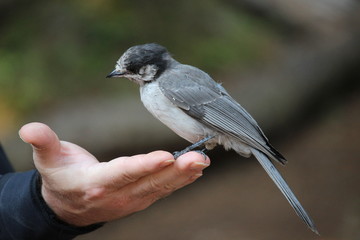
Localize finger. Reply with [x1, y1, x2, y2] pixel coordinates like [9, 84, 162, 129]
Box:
[129, 151, 210, 201]
[19, 122, 61, 168]
[93, 150, 176, 188]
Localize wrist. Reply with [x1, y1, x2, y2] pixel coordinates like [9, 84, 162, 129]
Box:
[31, 171, 104, 235]
[38, 174, 99, 227]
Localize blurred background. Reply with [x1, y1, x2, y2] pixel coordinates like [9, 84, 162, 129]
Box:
[1, 0, 360, 239]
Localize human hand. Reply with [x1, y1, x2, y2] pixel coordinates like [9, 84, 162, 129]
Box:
[19, 122, 210, 226]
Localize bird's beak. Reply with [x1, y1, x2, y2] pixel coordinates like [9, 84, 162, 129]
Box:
[106, 69, 126, 78]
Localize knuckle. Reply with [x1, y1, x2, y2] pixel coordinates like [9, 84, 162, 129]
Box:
[163, 182, 177, 192]
[136, 176, 178, 200]
[148, 175, 162, 191]
[149, 177, 177, 192]
[84, 187, 106, 201]
[120, 171, 138, 184]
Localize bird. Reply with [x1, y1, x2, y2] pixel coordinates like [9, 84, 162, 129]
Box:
[106, 43, 319, 234]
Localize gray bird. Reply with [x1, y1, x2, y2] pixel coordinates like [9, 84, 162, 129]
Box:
[107, 43, 319, 234]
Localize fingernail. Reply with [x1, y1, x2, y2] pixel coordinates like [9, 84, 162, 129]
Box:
[160, 159, 175, 168]
[190, 173, 203, 180]
[190, 162, 210, 170]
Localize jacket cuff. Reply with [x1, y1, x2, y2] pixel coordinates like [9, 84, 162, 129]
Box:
[0, 170, 104, 240]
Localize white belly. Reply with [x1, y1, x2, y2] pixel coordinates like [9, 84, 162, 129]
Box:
[140, 82, 207, 143]
[139, 82, 252, 157]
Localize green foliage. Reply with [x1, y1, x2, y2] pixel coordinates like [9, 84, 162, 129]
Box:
[0, 0, 280, 117]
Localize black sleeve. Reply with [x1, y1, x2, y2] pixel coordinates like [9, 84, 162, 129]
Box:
[0, 145, 14, 174]
[0, 166, 104, 240]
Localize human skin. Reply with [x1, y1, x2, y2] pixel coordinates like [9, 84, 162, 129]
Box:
[19, 122, 210, 226]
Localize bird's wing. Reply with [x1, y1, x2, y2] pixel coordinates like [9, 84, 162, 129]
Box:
[158, 65, 319, 234]
[158, 65, 285, 164]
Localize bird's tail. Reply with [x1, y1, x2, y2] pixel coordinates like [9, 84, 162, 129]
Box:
[251, 148, 319, 235]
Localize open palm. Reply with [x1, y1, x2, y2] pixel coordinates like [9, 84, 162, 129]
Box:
[19, 122, 210, 226]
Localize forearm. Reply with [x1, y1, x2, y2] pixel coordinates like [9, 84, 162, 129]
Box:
[0, 170, 103, 240]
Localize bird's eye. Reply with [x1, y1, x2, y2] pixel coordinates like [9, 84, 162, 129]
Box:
[127, 64, 141, 74]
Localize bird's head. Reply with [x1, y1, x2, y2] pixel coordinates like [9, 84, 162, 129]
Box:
[106, 43, 171, 85]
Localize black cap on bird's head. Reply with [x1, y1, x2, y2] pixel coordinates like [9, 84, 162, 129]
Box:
[106, 43, 171, 84]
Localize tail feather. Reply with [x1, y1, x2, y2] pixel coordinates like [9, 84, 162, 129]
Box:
[251, 148, 319, 235]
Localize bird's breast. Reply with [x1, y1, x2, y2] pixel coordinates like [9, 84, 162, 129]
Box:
[140, 82, 207, 143]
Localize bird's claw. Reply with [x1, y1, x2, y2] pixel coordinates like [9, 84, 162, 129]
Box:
[172, 136, 213, 159]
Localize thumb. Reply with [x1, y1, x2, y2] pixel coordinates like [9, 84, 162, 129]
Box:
[19, 122, 61, 168]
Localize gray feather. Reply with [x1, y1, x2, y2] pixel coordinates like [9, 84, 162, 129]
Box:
[112, 43, 317, 234]
[251, 148, 319, 235]
[158, 64, 286, 164]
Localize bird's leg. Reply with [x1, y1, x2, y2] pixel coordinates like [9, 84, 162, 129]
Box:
[173, 136, 214, 159]
[192, 148, 210, 159]
[199, 148, 209, 155]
